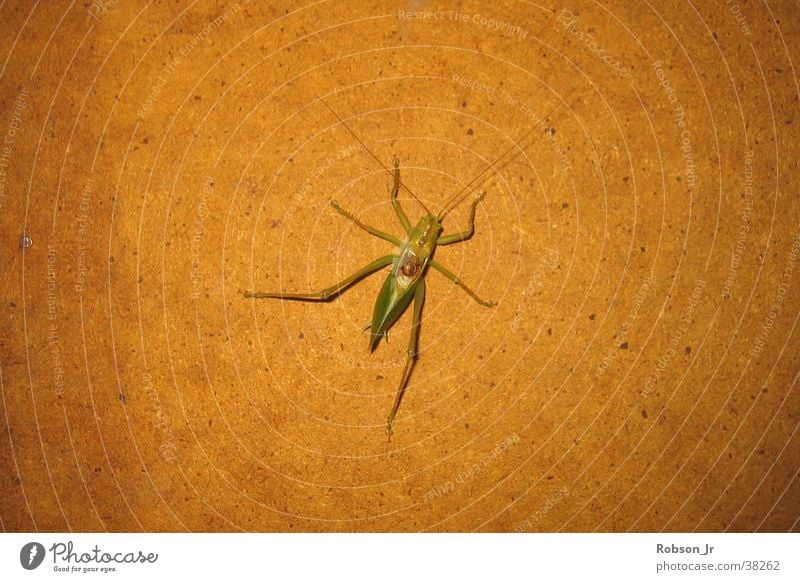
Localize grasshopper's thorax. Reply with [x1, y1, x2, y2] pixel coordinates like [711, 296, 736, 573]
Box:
[396, 215, 441, 281]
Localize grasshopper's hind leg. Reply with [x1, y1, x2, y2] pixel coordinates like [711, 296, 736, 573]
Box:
[242, 255, 395, 301]
[386, 279, 426, 435]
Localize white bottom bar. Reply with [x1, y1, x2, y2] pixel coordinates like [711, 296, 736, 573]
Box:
[1, 533, 797, 581]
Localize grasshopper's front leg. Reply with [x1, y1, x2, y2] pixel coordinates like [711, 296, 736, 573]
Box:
[391, 157, 412, 233]
[386, 278, 426, 435]
[437, 192, 485, 245]
[242, 255, 395, 301]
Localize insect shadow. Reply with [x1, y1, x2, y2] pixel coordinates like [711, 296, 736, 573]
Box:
[243, 93, 551, 435]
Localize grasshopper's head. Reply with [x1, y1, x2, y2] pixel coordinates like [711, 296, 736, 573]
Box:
[408, 215, 442, 259]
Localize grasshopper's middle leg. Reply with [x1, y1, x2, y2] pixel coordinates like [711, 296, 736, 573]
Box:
[242, 254, 395, 301]
[386, 278, 425, 435]
[330, 200, 402, 246]
[430, 259, 495, 307]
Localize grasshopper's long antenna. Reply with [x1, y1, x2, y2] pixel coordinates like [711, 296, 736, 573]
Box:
[437, 101, 563, 220]
[313, 92, 432, 215]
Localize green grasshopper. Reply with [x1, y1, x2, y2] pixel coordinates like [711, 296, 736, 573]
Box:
[244, 95, 537, 435]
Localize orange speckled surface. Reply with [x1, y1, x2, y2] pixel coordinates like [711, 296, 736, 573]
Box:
[1, 0, 799, 532]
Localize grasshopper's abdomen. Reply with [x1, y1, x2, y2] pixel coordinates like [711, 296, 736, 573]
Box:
[368, 215, 441, 351]
[368, 250, 425, 352]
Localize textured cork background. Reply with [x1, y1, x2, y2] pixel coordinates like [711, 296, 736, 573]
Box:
[1, 0, 799, 532]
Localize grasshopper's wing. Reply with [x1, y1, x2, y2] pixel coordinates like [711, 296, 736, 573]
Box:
[369, 258, 424, 352]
